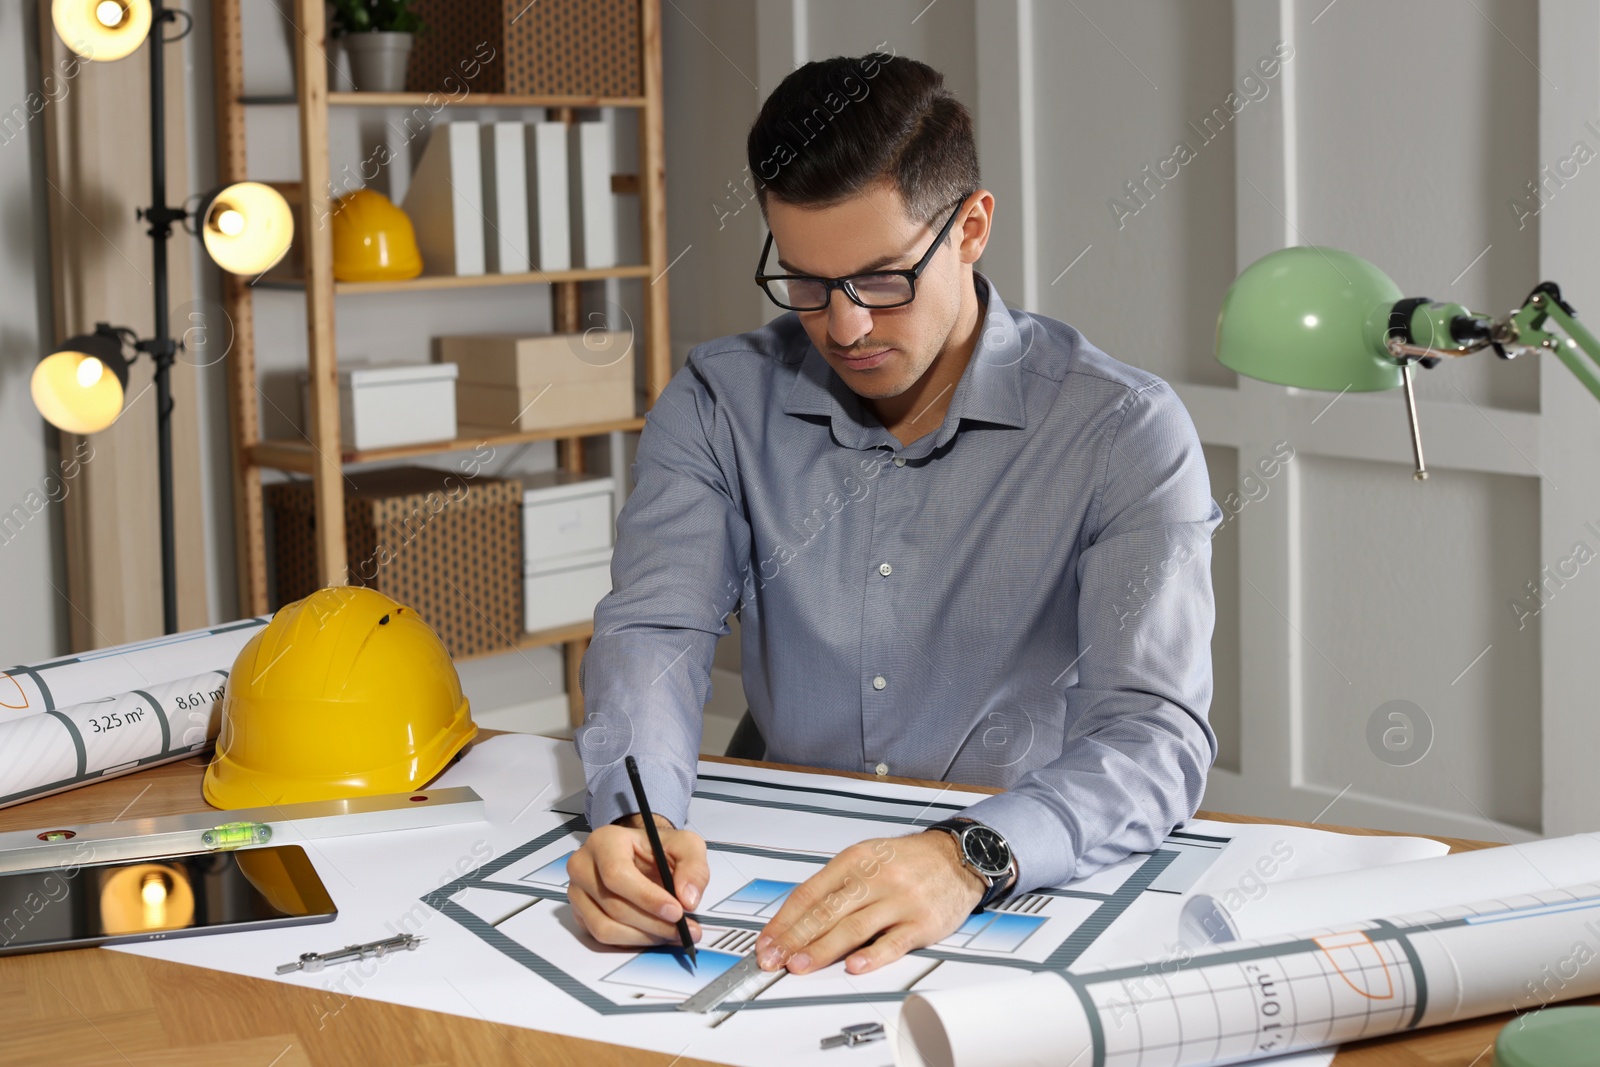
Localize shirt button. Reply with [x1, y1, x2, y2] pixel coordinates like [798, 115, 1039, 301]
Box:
[878, 562, 893, 576]
[874, 762, 890, 776]
[893, 456, 906, 467]
[872, 675, 887, 690]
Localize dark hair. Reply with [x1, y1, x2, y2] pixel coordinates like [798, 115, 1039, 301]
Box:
[746, 51, 980, 226]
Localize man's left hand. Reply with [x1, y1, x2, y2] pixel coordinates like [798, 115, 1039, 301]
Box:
[753, 830, 990, 975]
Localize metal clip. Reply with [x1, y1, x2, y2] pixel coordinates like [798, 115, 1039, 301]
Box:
[276, 933, 424, 975]
[820, 1022, 885, 1049]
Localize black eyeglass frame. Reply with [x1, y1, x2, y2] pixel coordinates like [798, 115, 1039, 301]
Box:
[752, 192, 975, 312]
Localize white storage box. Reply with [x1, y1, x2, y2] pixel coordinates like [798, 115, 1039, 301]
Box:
[525, 546, 613, 632]
[299, 362, 459, 451]
[522, 470, 615, 565]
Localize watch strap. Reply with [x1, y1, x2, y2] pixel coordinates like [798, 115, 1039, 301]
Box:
[976, 865, 1013, 911]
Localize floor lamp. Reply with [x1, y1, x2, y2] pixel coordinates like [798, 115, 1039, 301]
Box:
[34, 0, 294, 634]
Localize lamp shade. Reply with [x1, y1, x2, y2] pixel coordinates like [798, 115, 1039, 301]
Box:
[52, 0, 152, 62]
[32, 331, 130, 435]
[200, 182, 295, 276]
[1215, 246, 1405, 393]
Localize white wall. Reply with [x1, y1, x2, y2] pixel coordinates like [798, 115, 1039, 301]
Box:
[661, 0, 1592, 838]
[0, 2, 68, 664]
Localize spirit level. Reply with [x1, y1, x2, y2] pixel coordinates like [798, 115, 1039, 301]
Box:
[0, 787, 485, 874]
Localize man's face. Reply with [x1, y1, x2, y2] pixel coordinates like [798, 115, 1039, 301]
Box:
[764, 181, 982, 401]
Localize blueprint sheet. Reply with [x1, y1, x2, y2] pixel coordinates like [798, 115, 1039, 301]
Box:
[109, 735, 1448, 1066]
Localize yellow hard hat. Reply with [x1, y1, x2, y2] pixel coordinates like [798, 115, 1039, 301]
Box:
[330, 188, 423, 282]
[204, 587, 475, 809]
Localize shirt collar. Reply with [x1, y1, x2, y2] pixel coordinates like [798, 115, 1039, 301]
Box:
[781, 270, 1028, 455]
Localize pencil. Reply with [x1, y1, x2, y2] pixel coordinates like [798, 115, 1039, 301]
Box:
[624, 754, 697, 968]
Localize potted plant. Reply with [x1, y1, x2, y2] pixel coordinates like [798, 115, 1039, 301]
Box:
[329, 0, 427, 93]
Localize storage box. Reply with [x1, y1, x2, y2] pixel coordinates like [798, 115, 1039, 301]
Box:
[525, 546, 613, 632]
[437, 331, 634, 432]
[299, 362, 459, 451]
[404, 0, 642, 98]
[522, 470, 615, 566]
[267, 466, 522, 659]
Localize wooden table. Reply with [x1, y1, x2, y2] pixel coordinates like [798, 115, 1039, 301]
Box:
[0, 738, 1564, 1066]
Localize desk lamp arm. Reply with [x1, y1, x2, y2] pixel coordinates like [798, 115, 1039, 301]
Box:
[1391, 283, 1600, 403]
[1375, 284, 1600, 480]
[1510, 284, 1600, 403]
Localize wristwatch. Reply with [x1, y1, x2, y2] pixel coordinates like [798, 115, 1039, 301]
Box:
[927, 817, 1016, 912]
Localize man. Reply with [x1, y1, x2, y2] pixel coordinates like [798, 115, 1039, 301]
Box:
[567, 51, 1221, 978]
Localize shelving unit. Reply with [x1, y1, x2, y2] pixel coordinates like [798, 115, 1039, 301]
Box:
[210, 0, 671, 725]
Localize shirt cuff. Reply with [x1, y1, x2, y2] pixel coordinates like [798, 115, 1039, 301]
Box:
[954, 790, 1078, 896]
[582, 753, 697, 832]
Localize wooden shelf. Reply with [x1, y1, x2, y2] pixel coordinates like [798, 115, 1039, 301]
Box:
[333, 92, 649, 109]
[249, 416, 648, 472]
[455, 619, 598, 663]
[252, 264, 653, 295]
[238, 93, 648, 109]
[217, 0, 671, 732]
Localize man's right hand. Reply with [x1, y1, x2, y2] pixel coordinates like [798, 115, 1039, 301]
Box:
[566, 813, 711, 947]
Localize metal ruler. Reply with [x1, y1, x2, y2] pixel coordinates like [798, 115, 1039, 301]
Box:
[0, 787, 485, 873]
[677, 952, 786, 1014]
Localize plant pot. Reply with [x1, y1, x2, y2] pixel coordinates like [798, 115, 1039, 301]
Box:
[343, 31, 413, 93]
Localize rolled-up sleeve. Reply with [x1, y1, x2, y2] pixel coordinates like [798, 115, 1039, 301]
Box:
[958, 380, 1222, 894]
[576, 355, 751, 832]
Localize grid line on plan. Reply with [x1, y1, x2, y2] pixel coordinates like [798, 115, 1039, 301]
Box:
[1090, 950, 1418, 1059]
[998, 892, 1050, 914]
[694, 773, 968, 814]
[1043, 848, 1178, 971]
[710, 929, 759, 954]
[1196, 960, 1226, 1064]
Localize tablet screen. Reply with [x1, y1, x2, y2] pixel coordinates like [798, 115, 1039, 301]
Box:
[0, 844, 337, 955]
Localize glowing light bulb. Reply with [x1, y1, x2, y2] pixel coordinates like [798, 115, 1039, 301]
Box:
[76, 356, 104, 388]
[201, 183, 293, 275]
[141, 875, 167, 907]
[140, 871, 169, 926]
[1302, 314, 1319, 328]
[54, 0, 151, 62]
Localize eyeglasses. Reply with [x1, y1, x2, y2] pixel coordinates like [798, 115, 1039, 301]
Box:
[753, 193, 973, 312]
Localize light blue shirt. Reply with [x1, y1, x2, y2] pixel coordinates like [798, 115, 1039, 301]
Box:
[576, 271, 1221, 895]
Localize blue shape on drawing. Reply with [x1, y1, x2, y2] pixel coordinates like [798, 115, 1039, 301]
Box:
[522, 851, 574, 888]
[939, 911, 1046, 953]
[713, 878, 797, 917]
[602, 947, 743, 996]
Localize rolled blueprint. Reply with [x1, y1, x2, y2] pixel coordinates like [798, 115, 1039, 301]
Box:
[1180, 831, 1600, 944]
[897, 880, 1600, 1067]
[0, 672, 227, 809]
[0, 617, 267, 726]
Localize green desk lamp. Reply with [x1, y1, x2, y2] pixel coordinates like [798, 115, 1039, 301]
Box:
[1216, 245, 1600, 479]
[1219, 250, 1600, 1060]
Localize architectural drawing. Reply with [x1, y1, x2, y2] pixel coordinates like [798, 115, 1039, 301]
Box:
[425, 767, 1226, 1017]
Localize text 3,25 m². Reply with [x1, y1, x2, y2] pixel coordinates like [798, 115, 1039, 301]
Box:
[87, 707, 145, 734]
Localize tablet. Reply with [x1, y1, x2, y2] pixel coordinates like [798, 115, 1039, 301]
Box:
[0, 844, 337, 956]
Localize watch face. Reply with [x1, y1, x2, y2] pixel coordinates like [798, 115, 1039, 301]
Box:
[962, 825, 1011, 878]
